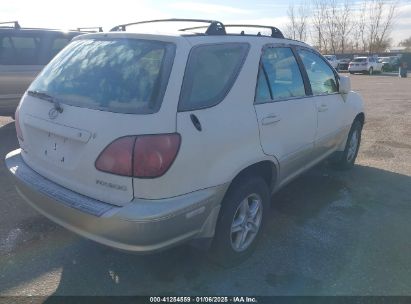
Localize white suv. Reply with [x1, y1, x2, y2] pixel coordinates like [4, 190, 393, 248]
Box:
[348, 56, 383, 75]
[6, 19, 365, 265]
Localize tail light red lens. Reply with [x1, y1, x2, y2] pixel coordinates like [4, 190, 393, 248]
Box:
[133, 134, 181, 178]
[95, 134, 181, 178]
[15, 110, 24, 141]
[95, 136, 136, 176]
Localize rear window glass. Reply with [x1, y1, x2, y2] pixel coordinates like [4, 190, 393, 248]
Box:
[178, 43, 249, 111]
[352, 58, 367, 62]
[29, 38, 176, 114]
[0, 34, 41, 65]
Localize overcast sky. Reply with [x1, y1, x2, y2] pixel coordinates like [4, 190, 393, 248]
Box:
[1, 0, 410, 45]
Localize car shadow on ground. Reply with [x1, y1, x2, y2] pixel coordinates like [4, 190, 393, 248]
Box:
[1, 121, 411, 296]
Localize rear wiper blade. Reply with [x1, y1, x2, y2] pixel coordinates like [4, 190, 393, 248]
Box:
[27, 90, 63, 113]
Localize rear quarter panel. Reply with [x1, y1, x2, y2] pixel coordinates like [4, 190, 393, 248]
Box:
[132, 40, 277, 199]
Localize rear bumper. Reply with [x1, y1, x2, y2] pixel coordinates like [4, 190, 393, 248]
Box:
[348, 67, 368, 73]
[5, 149, 227, 252]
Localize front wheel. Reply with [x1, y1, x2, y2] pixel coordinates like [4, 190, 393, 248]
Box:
[332, 120, 362, 170]
[210, 176, 270, 267]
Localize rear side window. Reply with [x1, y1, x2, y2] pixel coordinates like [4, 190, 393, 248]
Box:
[297, 49, 338, 95]
[178, 43, 249, 111]
[0, 34, 41, 65]
[50, 37, 71, 58]
[255, 47, 306, 103]
[29, 38, 176, 114]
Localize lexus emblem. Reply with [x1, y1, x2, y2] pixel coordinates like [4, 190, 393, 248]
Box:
[48, 108, 59, 120]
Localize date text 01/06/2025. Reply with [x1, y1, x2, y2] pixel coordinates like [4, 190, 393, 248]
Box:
[149, 296, 258, 303]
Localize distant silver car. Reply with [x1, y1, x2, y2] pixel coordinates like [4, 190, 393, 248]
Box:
[324, 54, 339, 70]
[0, 22, 83, 117]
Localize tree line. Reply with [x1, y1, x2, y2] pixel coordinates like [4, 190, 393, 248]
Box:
[285, 0, 398, 54]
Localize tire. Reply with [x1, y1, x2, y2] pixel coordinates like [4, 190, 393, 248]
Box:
[332, 120, 362, 170]
[368, 67, 373, 75]
[349, 71, 354, 74]
[210, 176, 270, 267]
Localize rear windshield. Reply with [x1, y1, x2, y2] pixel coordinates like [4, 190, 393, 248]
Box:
[352, 58, 367, 62]
[29, 38, 175, 114]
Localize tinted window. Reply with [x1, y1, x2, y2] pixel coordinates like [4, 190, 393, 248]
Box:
[298, 49, 338, 95]
[0, 34, 41, 65]
[179, 43, 249, 111]
[50, 37, 71, 58]
[255, 70, 271, 103]
[255, 47, 306, 103]
[352, 58, 367, 63]
[29, 38, 176, 114]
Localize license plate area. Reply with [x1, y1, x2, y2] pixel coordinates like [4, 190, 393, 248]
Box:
[44, 132, 68, 164]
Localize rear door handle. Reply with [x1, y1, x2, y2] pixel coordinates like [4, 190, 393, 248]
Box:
[318, 104, 328, 112]
[262, 114, 281, 126]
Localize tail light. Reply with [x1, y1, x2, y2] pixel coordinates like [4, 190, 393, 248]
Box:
[15, 110, 24, 141]
[95, 134, 180, 178]
[95, 136, 135, 176]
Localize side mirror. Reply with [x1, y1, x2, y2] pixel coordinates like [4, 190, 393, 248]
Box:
[339, 75, 351, 94]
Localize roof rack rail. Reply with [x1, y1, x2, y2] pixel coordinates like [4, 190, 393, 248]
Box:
[224, 24, 284, 39]
[180, 23, 284, 39]
[110, 18, 226, 35]
[77, 27, 103, 33]
[0, 21, 21, 29]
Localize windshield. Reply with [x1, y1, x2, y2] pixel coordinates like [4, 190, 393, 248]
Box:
[352, 58, 367, 62]
[29, 38, 176, 114]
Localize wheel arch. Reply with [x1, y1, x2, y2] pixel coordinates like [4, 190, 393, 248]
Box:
[355, 112, 365, 126]
[223, 160, 278, 202]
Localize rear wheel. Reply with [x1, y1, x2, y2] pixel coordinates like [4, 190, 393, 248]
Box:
[332, 120, 362, 170]
[210, 176, 269, 267]
[368, 67, 374, 75]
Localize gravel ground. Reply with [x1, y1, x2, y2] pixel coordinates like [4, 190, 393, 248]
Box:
[0, 74, 410, 296]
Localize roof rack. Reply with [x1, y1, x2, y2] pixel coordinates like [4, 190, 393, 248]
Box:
[77, 27, 103, 33]
[110, 18, 226, 35]
[109, 19, 285, 39]
[0, 21, 21, 29]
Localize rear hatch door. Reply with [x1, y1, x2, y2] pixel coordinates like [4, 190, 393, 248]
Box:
[18, 36, 176, 206]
